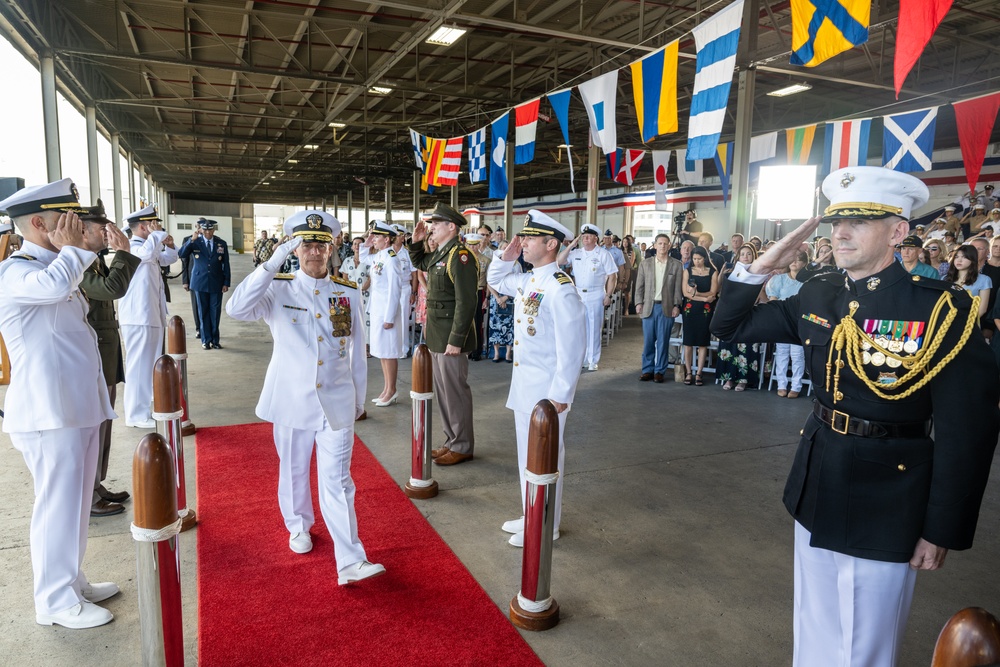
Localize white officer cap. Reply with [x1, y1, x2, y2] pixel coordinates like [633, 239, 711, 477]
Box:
[944, 205, 957, 212]
[580, 223, 601, 237]
[519, 209, 572, 242]
[283, 210, 341, 242]
[975, 203, 986, 209]
[369, 219, 395, 236]
[822, 166, 929, 222]
[0, 178, 87, 218]
[126, 204, 162, 226]
[391, 223, 408, 236]
[464, 232, 483, 244]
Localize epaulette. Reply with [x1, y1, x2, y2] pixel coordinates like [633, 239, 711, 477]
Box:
[330, 275, 356, 288]
[554, 271, 574, 285]
[6, 254, 36, 262]
[446, 244, 479, 282]
[274, 273, 295, 280]
[387, 249, 396, 257]
[909, 274, 957, 291]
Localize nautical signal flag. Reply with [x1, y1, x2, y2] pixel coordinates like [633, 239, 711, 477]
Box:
[489, 113, 509, 200]
[715, 142, 734, 207]
[790, 0, 870, 67]
[652, 150, 671, 211]
[615, 150, 646, 186]
[786, 124, 818, 164]
[894, 0, 953, 98]
[578, 70, 619, 155]
[687, 0, 745, 160]
[676, 149, 704, 185]
[422, 137, 447, 191]
[823, 118, 872, 173]
[468, 127, 486, 183]
[882, 107, 938, 173]
[409, 128, 425, 172]
[514, 98, 540, 165]
[953, 92, 1000, 193]
[436, 137, 463, 187]
[629, 40, 679, 143]
[547, 88, 575, 192]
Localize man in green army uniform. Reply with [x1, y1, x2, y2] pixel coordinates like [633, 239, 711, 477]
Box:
[78, 201, 141, 516]
[409, 202, 479, 466]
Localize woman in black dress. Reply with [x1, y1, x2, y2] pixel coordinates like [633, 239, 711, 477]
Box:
[681, 246, 719, 386]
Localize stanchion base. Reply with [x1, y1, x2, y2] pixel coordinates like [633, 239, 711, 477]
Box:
[180, 510, 198, 532]
[510, 597, 559, 631]
[404, 480, 439, 499]
[181, 422, 197, 436]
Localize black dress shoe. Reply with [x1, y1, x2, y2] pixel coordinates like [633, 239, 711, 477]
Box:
[654, 373, 665, 383]
[639, 373, 654, 381]
[90, 499, 126, 517]
[202, 343, 211, 350]
[97, 485, 130, 503]
[212, 342, 223, 349]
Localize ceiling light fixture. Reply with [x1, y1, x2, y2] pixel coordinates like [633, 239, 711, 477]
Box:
[288, 159, 299, 164]
[767, 82, 812, 97]
[369, 85, 392, 95]
[425, 26, 468, 46]
[328, 122, 346, 129]
[304, 144, 319, 149]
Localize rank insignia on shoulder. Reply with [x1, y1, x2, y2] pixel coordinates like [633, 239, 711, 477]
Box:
[6, 254, 36, 261]
[459, 251, 469, 264]
[274, 273, 295, 280]
[330, 275, 356, 289]
[387, 249, 396, 257]
[554, 271, 573, 285]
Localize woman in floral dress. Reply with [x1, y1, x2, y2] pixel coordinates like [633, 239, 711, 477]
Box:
[716, 243, 762, 391]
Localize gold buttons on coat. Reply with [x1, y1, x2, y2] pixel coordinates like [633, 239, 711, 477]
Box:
[897, 463, 906, 471]
[800, 429, 804, 435]
[318, 336, 324, 342]
[528, 317, 534, 324]
[314, 289, 320, 295]
[912, 276, 921, 281]
[516, 319, 521, 323]
[318, 360, 324, 366]
[804, 339, 811, 345]
[316, 383, 322, 388]
[514, 362, 519, 366]
[514, 340, 519, 345]
[316, 313, 322, 319]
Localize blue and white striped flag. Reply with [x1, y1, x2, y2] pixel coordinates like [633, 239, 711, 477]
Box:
[468, 127, 487, 183]
[686, 0, 745, 160]
[409, 128, 425, 172]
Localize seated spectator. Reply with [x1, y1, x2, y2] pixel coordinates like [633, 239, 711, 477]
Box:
[923, 239, 949, 278]
[765, 251, 807, 398]
[898, 235, 940, 278]
[946, 244, 991, 317]
[717, 243, 762, 391]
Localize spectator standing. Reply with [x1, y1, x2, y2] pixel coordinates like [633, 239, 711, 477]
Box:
[558, 223, 618, 371]
[360, 221, 402, 406]
[717, 244, 762, 391]
[392, 224, 416, 358]
[177, 218, 231, 350]
[253, 229, 275, 266]
[697, 232, 726, 271]
[634, 233, 683, 383]
[464, 232, 491, 361]
[341, 236, 371, 349]
[946, 245, 991, 317]
[766, 251, 808, 398]
[680, 246, 719, 386]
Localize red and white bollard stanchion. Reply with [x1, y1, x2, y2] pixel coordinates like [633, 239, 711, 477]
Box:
[510, 399, 560, 631]
[165, 317, 196, 437]
[405, 344, 438, 499]
[153, 355, 197, 532]
[132, 432, 184, 667]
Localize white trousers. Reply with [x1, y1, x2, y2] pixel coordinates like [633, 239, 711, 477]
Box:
[514, 410, 567, 533]
[580, 291, 605, 366]
[398, 285, 412, 358]
[272, 423, 367, 570]
[121, 324, 163, 424]
[793, 522, 916, 667]
[13, 425, 101, 614]
[775, 343, 805, 391]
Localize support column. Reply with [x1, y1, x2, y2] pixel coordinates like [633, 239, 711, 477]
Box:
[40, 53, 62, 182]
[139, 167, 147, 204]
[364, 184, 370, 225]
[728, 0, 760, 237]
[127, 154, 135, 213]
[321, 197, 327, 212]
[505, 142, 514, 228]
[86, 106, 100, 204]
[111, 133, 123, 223]
[451, 183, 459, 211]
[333, 195, 338, 218]
[385, 179, 393, 223]
[347, 190, 353, 235]
[586, 144, 600, 229]
[413, 172, 420, 225]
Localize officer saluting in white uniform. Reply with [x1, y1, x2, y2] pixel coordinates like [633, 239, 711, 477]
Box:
[557, 223, 618, 371]
[0, 179, 120, 628]
[226, 210, 385, 585]
[487, 210, 586, 547]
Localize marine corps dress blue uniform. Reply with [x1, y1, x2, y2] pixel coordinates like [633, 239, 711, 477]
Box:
[711, 166, 1000, 667]
[226, 210, 385, 585]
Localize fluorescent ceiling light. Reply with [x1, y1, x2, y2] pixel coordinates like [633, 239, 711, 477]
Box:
[369, 85, 392, 95]
[425, 26, 467, 46]
[557, 144, 572, 149]
[288, 159, 299, 164]
[767, 82, 812, 97]
[262, 181, 270, 186]
[328, 122, 346, 129]
[304, 144, 319, 149]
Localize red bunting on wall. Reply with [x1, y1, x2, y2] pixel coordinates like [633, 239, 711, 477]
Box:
[952, 92, 1000, 193]
[894, 0, 953, 98]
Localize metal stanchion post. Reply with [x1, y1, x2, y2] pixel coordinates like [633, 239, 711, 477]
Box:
[405, 344, 438, 499]
[153, 355, 197, 532]
[132, 432, 184, 667]
[166, 316, 196, 436]
[932, 607, 1000, 666]
[510, 399, 560, 631]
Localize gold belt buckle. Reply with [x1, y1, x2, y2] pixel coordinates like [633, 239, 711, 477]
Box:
[831, 409, 850, 435]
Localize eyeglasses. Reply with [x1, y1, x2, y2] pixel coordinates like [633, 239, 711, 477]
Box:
[928, 247, 940, 252]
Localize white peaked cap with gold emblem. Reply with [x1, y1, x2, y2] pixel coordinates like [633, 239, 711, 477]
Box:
[822, 166, 929, 222]
[519, 209, 572, 242]
[283, 210, 341, 242]
[0, 178, 87, 218]
[126, 204, 162, 225]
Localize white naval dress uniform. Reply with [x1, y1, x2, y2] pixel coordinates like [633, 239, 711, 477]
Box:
[226, 265, 369, 570]
[487, 258, 586, 533]
[395, 246, 415, 357]
[0, 241, 117, 615]
[566, 246, 618, 367]
[119, 231, 178, 424]
[364, 246, 402, 359]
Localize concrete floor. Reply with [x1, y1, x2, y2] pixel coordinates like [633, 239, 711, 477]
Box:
[1, 252, 998, 666]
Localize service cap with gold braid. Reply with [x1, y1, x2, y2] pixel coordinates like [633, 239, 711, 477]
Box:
[819, 166, 979, 405]
[283, 210, 340, 243]
[519, 209, 572, 242]
[368, 219, 395, 237]
[0, 178, 88, 218]
[126, 204, 162, 226]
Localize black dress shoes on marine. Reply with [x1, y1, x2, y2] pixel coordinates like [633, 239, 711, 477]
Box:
[639, 373, 654, 381]
[212, 342, 223, 349]
[202, 343, 211, 350]
[90, 499, 126, 517]
[97, 485, 130, 503]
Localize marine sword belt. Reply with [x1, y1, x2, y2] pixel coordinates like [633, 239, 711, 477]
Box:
[812, 402, 932, 439]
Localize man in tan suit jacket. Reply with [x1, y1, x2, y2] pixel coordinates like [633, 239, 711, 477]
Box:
[635, 234, 684, 382]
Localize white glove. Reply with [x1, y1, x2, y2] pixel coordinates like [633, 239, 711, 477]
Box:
[263, 237, 302, 272]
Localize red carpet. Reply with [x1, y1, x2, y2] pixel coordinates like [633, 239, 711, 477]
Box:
[196, 422, 543, 666]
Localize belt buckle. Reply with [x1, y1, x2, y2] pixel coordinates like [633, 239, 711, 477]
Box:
[831, 409, 850, 435]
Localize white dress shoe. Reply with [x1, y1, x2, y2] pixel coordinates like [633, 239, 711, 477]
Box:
[588, 363, 598, 371]
[36, 601, 113, 629]
[508, 529, 560, 548]
[337, 560, 386, 586]
[501, 517, 524, 534]
[374, 393, 397, 407]
[126, 419, 157, 429]
[80, 582, 120, 603]
[289, 532, 313, 554]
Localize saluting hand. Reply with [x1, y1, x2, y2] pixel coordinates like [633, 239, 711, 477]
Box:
[748, 215, 822, 276]
[500, 235, 522, 262]
[105, 223, 131, 253]
[412, 220, 428, 242]
[49, 212, 85, 250]
[163, 235, 175, 248]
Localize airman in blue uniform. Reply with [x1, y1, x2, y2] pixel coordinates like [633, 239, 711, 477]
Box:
[178, 218, 231, 349]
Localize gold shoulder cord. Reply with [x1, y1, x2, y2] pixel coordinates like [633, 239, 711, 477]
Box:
[825, 291, 979, 404]
[445, 245, 479, 283]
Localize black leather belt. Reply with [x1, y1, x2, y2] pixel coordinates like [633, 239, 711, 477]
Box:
[812, 402, 931, 439]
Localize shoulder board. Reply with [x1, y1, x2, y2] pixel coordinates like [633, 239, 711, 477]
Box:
[387, 249, 396, 257]
[6, 254, 36, 262]
[554, 271, 574, 285]
[330, 275, 356, 288]
[274, 273, 295, 280]
[909, 275, 957, 291]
